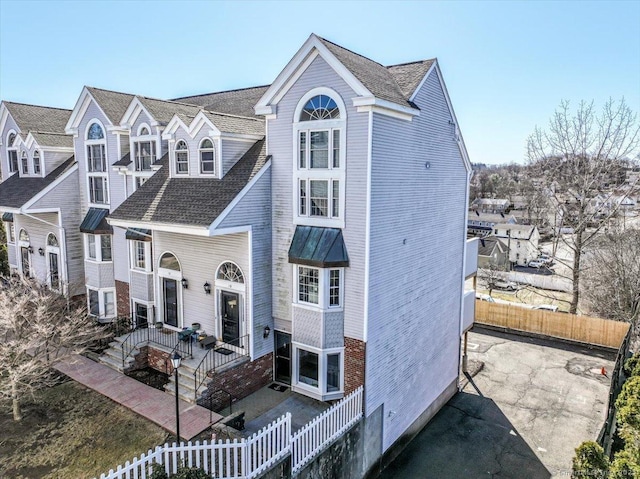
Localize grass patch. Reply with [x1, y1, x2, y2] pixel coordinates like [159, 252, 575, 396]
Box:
[0, 378, 168, 479]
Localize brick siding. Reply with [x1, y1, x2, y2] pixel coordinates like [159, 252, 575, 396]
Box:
[115, 280, 130, 318]
[344, 337, 365, 395]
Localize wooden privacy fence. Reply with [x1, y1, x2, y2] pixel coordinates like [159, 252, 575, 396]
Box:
[475, 300, 629, 349]
[97, 387, 363, 479]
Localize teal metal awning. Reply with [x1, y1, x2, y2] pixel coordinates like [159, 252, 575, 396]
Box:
[79, 208, 112, 234]
[288, 226, 349, 268]
[2, 212, 14, 222]
[125, 228, 152, 241]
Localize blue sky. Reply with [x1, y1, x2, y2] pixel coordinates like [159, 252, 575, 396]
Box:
[1, 0, 638, 165]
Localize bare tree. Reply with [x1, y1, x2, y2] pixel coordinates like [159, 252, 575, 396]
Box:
[582, 227, 640, 327]
[479, 264, 505, 297]
[0, 277, 107, 421]
[527, 98, 640, 313]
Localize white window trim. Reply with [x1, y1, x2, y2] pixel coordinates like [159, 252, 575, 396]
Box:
[131, 300, 154, 327]
[20, 150, 29, 175]
[198, 137, 216, 176]
[292, 89, 346, 229]
[6, 222, 15, 244]
[33, 150, 42, 176]
[87, 287, 116, 319]
[84, 233, 113, 263]
[131, 123, 157, 175]
[85, 119, 109, 207]
[5, 129, 18, 174]
[18, 230, 31, 278]
[291, 342, 344, 401]
[214, 261, 247, 341]
[173, 139, 189, 176]
[293, 265, 344, 312]
[129, 240, 152, 273]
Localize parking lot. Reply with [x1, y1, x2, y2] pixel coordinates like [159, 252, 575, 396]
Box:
[378, 328, 615, 478]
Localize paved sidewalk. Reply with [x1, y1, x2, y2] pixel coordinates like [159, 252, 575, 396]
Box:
[55, 354, 221, 440]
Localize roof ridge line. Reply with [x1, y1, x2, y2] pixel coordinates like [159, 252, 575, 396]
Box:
[386, 59, 436, 68]
[86, 85, 136, 97]
[316, 35, 386, 67]
[3, 101, 72, 112]
[171, 84, 271, 101]
[202, 109, 265, 122]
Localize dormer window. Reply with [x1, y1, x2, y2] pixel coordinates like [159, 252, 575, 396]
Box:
[199, 138, 215, 174]
[33, 151, 41, 175]
[175, 140, 189, 175]
[7, 133, 18, 173]
[294, 90, 346, 226]
[86, 121, 108, 205]
[21, 151, 28, 174]
[134, 125, 155, 171]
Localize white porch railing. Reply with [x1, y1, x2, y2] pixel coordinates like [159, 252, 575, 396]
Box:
[97, 387, 363, 479]
[291, 386, 363, 474]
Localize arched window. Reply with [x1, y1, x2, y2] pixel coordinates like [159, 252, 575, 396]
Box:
[19, 229, 29, 242]
[87, 122, 104, 140]
[33, 151, 41, 174]
[199, 138, 215, 174]
[175, 140, 188, 174]
[295, 91, 345, 223]
[159, 252, 180, 271]
[21, 151, 28, 174]
[300, 95, 341, 121]
[139, 126, 150, 136]
[18, 229, 30, 278]
[217, 262, 244, 283]
[7, 133, 18, 173]
[47, 233, 59, 247]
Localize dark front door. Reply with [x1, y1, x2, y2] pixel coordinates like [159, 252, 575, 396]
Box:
[275, 331, 291, 385]
[163, 278, 178, 327]
[21, 247, 30, 277]
[221, 291, 240, 345]
[48, 252, 59, 290]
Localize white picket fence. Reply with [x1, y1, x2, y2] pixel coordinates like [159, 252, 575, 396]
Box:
[97, 387, 363, 479]
[291, 386, 364, 474]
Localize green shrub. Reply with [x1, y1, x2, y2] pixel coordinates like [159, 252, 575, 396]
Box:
[148, 464, 209, 479]
[610, 448, 640, 478]
[572, 441, 609, 478]
[624, 354, 640, 377]
[617, 376, 640, 431]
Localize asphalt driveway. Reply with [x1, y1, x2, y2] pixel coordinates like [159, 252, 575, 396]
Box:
[378, 328, 615, 478]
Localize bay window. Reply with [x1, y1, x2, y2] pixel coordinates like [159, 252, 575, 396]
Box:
[87, 287, 116, 319]
[86, 234, 112, 262]
[296, 265, 342, 309]
[293, 344, 344, 400]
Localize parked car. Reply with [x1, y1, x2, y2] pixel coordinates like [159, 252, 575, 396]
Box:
[476, 293, 495, 302]
[532, 305, 559, 312]
[538, 254, 554, 265]
[528, 260, 545, 268]
[494, 280, 518, 291]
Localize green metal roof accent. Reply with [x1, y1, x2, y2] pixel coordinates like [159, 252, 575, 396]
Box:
[2, 212, 14, 222]
[125, 228, 151, 241]
[79, 208, 112, 234]
[288, 226, 349, 268]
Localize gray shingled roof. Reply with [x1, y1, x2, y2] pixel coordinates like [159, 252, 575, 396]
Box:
[87, 87, 135, 124]
[317, 36, 414, 109]
[173, 86, 270, 118]
[137, 97, 202, 125]
[202, 111, 264, 136]
[30, 132, 74, 149]
[113, 152, 131, 167]
[0, 156, 76, 209]
[3, 102, 71, 135]
[109, 140, 268, 227]
[386, 60, 436, 99]
[478, 238, 503, 256]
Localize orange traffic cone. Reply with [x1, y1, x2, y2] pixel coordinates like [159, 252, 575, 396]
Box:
[601, 367, 608, 377]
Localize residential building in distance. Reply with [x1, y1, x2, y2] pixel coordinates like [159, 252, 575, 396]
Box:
[490, 223, 540, 267]
[467, 211, 517, 236]
[470, 197, 510, 213]
[0, 34, 475, 474]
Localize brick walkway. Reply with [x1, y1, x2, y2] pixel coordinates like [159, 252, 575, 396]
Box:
[55, 355, 221, 440]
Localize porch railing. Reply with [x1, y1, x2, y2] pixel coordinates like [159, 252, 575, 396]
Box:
[121, 326, 193, 369]
[193, 334, 250, 401]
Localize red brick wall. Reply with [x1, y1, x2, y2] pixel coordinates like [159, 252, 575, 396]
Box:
[115, 280, 130, 318]
[344, 337, 365, 395]
[203, 353, 273, 411]
[148, 347, 171, 374]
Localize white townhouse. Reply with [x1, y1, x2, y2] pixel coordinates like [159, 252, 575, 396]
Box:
[491, 223, 540, 266]
[0, 102, 84, 297]
[0, 34, 477, 474]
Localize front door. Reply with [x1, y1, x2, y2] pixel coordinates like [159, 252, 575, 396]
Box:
[21, 247, 30, 277]
[48, 252, 59, 290]
[275, 331, 291, 385]
[163, 278, 178, 327]
[221, 291, 240, 345]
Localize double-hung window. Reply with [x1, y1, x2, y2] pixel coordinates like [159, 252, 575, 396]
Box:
[21, 151, 28, 174]
[294, 93, 345, 226]
[199, 138, 215, 174]
[175, 140, 189, 174]
[87, 288, 116, 319]
[33, 151, 41, 175]
[86, 234, 112, 262]
[7, 132, 18, 173]
[134, 126, 156, 172]
[130, 240, 152, 272]
[86, 122, 109, 205]
[296, 265, 343, 309]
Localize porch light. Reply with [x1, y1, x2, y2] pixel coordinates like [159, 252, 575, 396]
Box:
[263, 326, 271, 339]
[181, 278, 188, 289]
[171, 351, 182, 369]
[170, 351, 182, 442]
[28, 246, 34, 254]
[203, 282, 211, 294]
[38, 247, 45, 256]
